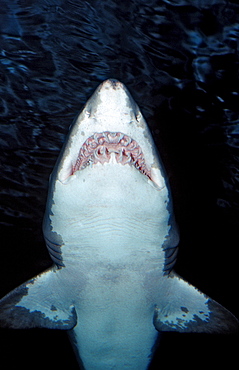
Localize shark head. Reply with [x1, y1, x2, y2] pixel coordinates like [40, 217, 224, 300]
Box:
[55, 79, 166, 189]
[43, 79, 179, 267]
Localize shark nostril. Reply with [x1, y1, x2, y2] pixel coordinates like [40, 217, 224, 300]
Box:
[136, 113, 141, 122]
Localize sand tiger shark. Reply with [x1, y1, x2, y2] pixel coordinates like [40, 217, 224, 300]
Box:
[0, 79, 238, 369]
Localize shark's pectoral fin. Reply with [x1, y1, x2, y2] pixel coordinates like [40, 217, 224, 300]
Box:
[0, 268, 77, 330]
[154, 273, 238, 334]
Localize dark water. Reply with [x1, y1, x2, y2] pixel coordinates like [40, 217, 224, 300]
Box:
[0, 0, 238, 369]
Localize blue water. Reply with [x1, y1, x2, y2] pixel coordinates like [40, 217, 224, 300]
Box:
[0, 0, 238, 369]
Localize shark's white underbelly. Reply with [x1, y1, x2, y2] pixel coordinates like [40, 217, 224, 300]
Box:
[69, 264, 160, 370]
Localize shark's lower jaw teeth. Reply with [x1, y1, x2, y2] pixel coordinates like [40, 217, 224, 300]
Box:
[73, 131, 151, 179]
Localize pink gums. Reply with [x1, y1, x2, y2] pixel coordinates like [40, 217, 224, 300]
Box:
[73, 131, 151, 179]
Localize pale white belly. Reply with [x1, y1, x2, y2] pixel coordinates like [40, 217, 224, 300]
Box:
[69, 265, 159, 369]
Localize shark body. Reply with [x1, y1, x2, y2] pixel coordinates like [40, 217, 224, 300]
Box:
[0, 79, 238, 369]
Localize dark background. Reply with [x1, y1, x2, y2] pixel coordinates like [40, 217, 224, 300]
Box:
[0, 0, 238, 369]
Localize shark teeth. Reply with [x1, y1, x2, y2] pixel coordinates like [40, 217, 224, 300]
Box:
[73, 131, 151, 179]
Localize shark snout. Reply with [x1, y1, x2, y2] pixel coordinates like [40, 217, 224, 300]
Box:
[100, 79, 123, 90]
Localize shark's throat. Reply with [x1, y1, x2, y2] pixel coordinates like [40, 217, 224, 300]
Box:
[73, 131, 151, 179]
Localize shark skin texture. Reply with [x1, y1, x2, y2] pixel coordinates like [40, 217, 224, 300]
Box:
[0, 79, 238, 369]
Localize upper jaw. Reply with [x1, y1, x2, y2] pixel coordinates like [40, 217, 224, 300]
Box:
[54, 79, 166, 190]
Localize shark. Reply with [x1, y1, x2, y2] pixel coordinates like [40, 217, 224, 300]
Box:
[0, 79, 238, 369]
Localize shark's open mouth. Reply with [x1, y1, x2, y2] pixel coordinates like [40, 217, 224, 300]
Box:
[73, 131, 151, 179]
